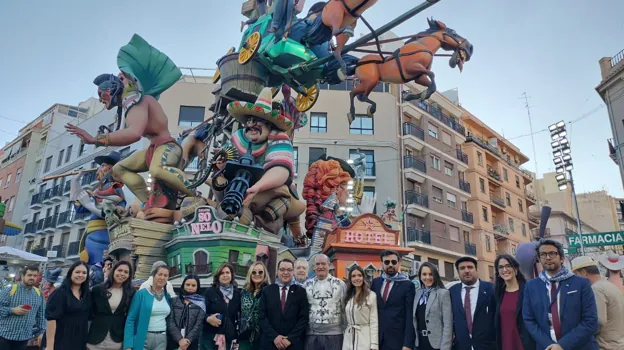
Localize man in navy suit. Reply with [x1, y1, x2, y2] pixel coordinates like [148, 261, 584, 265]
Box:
[449, 256, 496, 350]
[522, 239, 598, 350]
[371, 250, 415, 350]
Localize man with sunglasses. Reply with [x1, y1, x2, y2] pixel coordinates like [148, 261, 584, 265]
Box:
[523, 238, 598, 350]
[371, 250, 415, 350]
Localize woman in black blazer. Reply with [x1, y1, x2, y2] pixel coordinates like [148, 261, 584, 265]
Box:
[87, 260, 135, 350]
[494, 254, 535, 350]
[201, 263, 241, 350]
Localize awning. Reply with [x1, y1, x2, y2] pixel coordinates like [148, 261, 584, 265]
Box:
[3, 222, 23, 236]
[0, 246, 48, 264]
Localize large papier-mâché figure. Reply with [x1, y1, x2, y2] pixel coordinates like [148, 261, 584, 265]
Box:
[70, 151, 126, 275]
[212, 87, 305, 237]
[65, 34, 194, 222]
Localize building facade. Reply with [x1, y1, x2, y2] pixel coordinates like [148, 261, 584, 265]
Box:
[614, 197, 624, 231]
[597, 50, 624, 191]
[461, 112, 534, 281]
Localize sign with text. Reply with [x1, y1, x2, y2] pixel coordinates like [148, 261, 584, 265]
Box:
[567, 231, 624, 248]
[338, 215, 399, 246]
[188, 206, 223, 235]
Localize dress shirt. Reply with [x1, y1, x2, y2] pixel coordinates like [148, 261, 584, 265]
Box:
[381, 280, 395, 298]
[460, 279, 480, 320]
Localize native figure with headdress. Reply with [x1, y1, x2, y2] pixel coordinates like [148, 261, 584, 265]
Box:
[302, 155, 376, 248]
[65, 34, 197, 223]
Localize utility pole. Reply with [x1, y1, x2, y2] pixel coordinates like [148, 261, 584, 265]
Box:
[521, 92, 542, 211]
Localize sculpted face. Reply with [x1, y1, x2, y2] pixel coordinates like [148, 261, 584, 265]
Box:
[97, 163, 113, 181]
[336, 182, 349, 206]
[244, 117, 271, 144]
[98, 89, 114, 110]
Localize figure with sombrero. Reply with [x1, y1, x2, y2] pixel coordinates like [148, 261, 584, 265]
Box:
[70, 150, 126, 270]
[598, 250, 624, 295]
[210, 87, 306, 237]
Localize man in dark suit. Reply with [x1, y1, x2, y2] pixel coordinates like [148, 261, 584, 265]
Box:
[449, 256, 496, 350]
[259, 258, 309, 350]
[523, 239, 598, 350]
[371, 250, 415, 350]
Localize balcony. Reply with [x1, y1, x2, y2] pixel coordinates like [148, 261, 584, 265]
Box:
[459, 179, 471, 193]
[169, 264, 183, 277]
[493, 224, 510, 238]
[487, 166, 502, 184]
[531, 227, 551, 239]
[525, 189, 537, 204]
[42, 188, 53, 204]
[73, 211, 90, 225]
[56, 211, 72, 229]
[43, 215, 58, 233]
[466, 135, 533, 183]
[490, 195, 506, 209]
[81, 172, 98, 186]
[66, 241, 80, 259]
[403, 155, 426, 183]
[405, 190, 429, 208]
[49, 185, 63, 202]
[32, 248, 47, 257]
[64, 181, 71, 193]
[456, 149, 468, 164]
[528, 215, 539, 227]
[24, 222, 37, 238]
[407, 98, 466, 136]
[186, 262, 213, 275]
[402, 122, 425, 151]
[406, 227, 432, 244]
[464, 243, 477, 256]
[461, 210, 474, 224]
[30, 193, 43, 209]
[233, 262, 249, 277]
[36, 219, 45, 233]
[49, 245, 65, 261]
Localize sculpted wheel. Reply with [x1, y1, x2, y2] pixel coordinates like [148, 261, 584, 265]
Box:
[238, 32, 261, 65]
[295, 84, 320, 112]
[213, 47, 236, 83]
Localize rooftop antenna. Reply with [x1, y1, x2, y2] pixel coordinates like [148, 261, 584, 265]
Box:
[521, 92, 541, 211]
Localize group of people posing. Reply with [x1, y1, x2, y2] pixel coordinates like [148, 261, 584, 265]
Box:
[2, 238, 624, 350]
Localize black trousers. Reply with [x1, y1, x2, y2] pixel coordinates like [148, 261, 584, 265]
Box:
[0, 336, 29, 350]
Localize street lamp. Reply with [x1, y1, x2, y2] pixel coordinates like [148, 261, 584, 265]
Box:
[549, 120, 585, 255]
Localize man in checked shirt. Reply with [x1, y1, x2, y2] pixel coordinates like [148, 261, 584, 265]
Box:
[0, 265, 46, 350]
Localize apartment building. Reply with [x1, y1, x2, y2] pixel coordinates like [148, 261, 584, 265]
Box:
[398, 83, 475, 282]
[614, 198, 624, 230]
[461, 112, 534, 281]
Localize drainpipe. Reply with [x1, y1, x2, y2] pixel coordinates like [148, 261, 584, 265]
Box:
[398, 84, 407, 247]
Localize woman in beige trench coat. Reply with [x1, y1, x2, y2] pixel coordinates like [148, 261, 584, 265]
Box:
[342, 265, 379, 350]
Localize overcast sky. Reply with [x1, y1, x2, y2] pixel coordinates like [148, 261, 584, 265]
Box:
[1, 0, 623, 197]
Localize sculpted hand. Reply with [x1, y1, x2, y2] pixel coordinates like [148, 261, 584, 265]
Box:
[65, 123, 95, 144]
[358, 192, 377, 214]
[243, 184, 261, 206]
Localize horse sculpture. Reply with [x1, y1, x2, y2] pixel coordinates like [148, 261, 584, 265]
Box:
[347, 18, 473, 123]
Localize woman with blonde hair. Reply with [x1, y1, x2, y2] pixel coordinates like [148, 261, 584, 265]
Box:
[238, 262, 271, 350]
[342, 265, 378, 350]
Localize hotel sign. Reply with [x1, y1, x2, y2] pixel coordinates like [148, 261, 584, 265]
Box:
[567, 231, 624, 248]
[339, 215, 399, 246]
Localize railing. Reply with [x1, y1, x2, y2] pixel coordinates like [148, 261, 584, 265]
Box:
[487, 167, 502, 182]
[169, 264, 183, 277]
[51, 245, 65, 258]
[32, 248, 47, 257]
[66, 241, 80, 256]
[461, 210, 474, 224]
[529, 216, 539, 225]
[30, 193, 43, 206]
[402, 122, 425, 140]
[611, 48, 624, 68]
[464, 243, 477, 256]
[24, 222, 36, 234]
[490, 195, 506, 208]
[49, 185, 62, 198]
[493, 224, 509, 235]
[233, 263, 249, 277]
[186, 263, 213, 275]
[466, 135, 533, 180]
[459, 179, 471, 193]
[456, 149, 468, 164]
[531, 228, 550, 238]
[81, 172, 97, 185]
[403, 155, 427, 173]
[57, 211, 72, 226]
[405, 190, 429, 208]
[406, 228, 432, 244]
[44, 215, 58, 229]
[36, 219, 45, 232]
[408, 99, 466, 135]
[525, 189, 537, 202]
[74, 211, 90, 221]
[43, 188, 52, 201]
[64, 181, 71, 193]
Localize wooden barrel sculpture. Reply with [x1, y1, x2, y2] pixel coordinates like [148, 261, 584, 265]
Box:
[218, 53, 268, 103]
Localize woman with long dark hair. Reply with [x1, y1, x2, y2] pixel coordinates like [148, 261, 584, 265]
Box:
[494, 254, 534, 350]
[342, 265, 378, 350]
[87, 260, 135, 350]
[201, 263, 241, 350]
[412, 262, 452, 350]
[166, 275, 206, 350]
[45, 260, 91, 350]
[239, 262, 270, 350]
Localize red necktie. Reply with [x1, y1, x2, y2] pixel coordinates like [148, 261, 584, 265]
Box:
[550, 283, 562, 340]
[464, 286, 473, 334]
[281, 286, 287, 312]
[382, 281, 392, 302]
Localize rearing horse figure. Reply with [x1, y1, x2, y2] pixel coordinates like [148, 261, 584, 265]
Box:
[348, 19, 473, 123]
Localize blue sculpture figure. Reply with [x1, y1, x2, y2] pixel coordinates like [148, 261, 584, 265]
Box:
[70, 151, 126, 285]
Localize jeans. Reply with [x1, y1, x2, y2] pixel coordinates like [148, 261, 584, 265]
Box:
[0, 336, 28, 350]
[289, 20, 331, 59]
[271, 0, 295, 38]
[257, 0, 267, 15]
[143, 332, 167, 350]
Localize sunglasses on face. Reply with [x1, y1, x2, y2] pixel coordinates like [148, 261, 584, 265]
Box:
[251, 270, 264, 276]
[383, 260, 398, 265]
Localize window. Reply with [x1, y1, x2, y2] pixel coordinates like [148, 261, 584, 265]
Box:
[522, 223, 527, 236]
[485, 235, 492, 251]
[488, 265, 495, 281]
[310, 113, 327, 133]
[449, 225, 460, 242]
[461, 201, 468, 211]
[428, 123, 438, 139]
[505, 192, 511, 206]
[482, 206, 489, 222]
[308, 147, 326, 165]
[349, 149, 376, 176]
[57, 150, 65, 167]
[444, 262, 455, 279]
[444, 161, 454, 177]
[477, 152, 483, 166]
[193, 250, 208, 266]
[349, 115, 374, 135]
[178, 106, 205, 127]
[79, 141, 86, 156]
[363, 186, 376, 214]
[432, 186, 443, 203]
[293, 147, 299, 174]
[44, 156, 53, 172]
[503, 168, 508, 181]
[463, 230, 471, 244]
[428, 258, 439, 268]
[446, 192, 457, 209]
[511, 244, 517, 255]
[508, 218, 514, 232]
[518, 199, 524, 213]
[5, 174, 11, 187]
[515, 175, 520, 188]
[441, 131, 452, 146]
[430, 155, 441, 170]
[15, 168, 21, 183]
[479, 178, 485, 193]
[8, 197, 15, 211]
[65, 145, 72, 163]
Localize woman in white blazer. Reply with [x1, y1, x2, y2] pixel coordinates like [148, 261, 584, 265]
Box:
[342, 265, 379, 350]
[413, 262, 453, 350]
